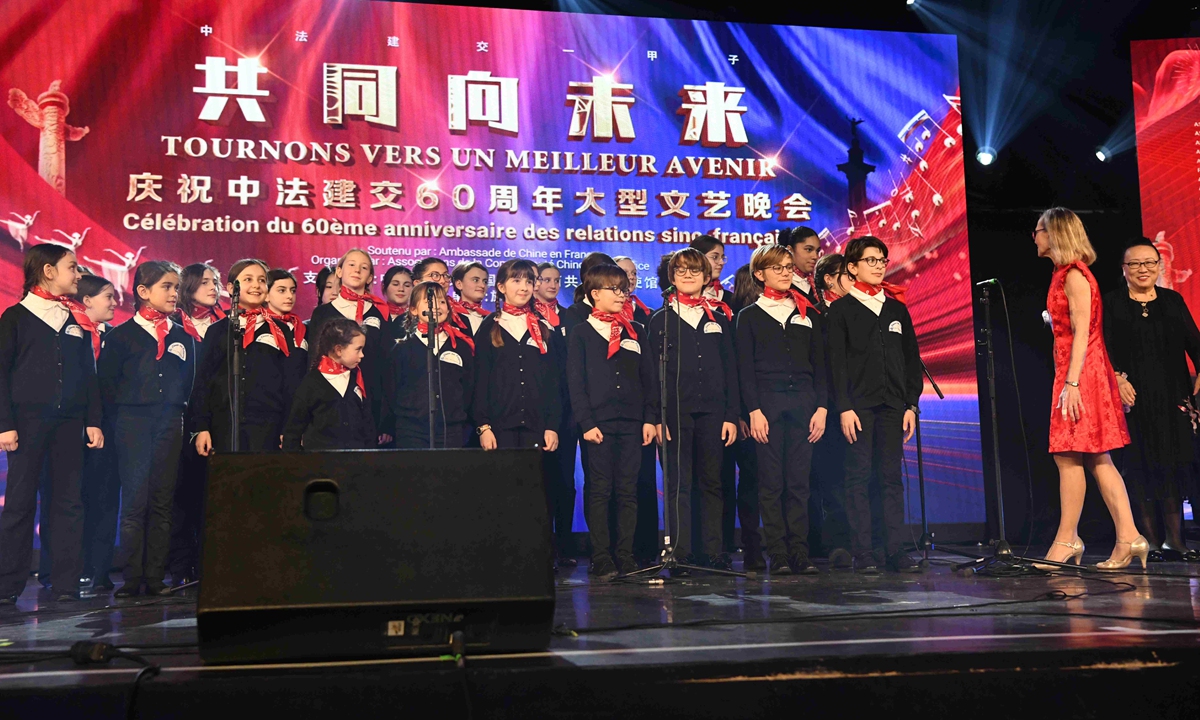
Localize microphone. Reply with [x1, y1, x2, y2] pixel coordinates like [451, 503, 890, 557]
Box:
[975, 278, 999, 287]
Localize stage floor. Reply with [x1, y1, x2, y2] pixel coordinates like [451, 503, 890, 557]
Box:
[2, 550, 1199, 717]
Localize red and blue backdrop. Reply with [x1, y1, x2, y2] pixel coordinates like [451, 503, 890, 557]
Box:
[0, 0, 983, 532]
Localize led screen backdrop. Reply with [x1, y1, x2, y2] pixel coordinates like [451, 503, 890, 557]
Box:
[1132, 40, 1200, 315]
[0, 1, 983, 527]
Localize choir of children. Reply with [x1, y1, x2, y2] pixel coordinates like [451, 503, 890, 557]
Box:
[0, 233, 925, 599]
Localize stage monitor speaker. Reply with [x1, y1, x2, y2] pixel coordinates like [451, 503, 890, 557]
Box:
[197, 449, 555, 664]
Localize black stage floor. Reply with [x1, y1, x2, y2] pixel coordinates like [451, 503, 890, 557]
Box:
[1, 550, 1199, 718]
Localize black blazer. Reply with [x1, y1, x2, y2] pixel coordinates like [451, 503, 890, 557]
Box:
[282, 367, 376, 451]
[189, 315, 289, 434]
[309, 301, 387, 421]
[649, 305, 740, 425]
[735, 301, 827, 416]
[0, 302, 101, 431]
[97, 317, 197, 410]
[566, 319, 654, 434]
[384, 333, 475, 428]
[825, 295, 922, 414]
[472, 315, 562, 434]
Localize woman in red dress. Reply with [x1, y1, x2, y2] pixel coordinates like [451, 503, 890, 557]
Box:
[1035, 207, 1147, 570]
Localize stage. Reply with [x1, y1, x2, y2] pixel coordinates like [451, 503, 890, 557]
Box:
[1, 551, 1198, 718]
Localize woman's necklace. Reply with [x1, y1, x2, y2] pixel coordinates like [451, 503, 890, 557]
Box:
[1129, 287, 1157, 318]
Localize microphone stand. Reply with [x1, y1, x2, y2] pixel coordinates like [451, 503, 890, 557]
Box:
[425, 284, 438, 450]
[227, 281, 242, 452]
[907, 358, 943, 569]
[626, 292, 746, 580]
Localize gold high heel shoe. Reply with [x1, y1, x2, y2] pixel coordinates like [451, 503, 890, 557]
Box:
[1096, 536, 1149, 571]
[1032, 538, 1085, 570]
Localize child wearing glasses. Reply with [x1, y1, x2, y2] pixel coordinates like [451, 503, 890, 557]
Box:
[650, 249, 740, 573]
[736, 244, 827, 575]
[567, 264, 656, 581]
[825, 236, 923, 574]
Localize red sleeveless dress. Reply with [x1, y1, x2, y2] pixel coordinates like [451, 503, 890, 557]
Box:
[1046, 261, 1130, 453]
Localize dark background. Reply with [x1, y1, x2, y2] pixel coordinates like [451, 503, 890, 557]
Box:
[402, 0, 1196, 545]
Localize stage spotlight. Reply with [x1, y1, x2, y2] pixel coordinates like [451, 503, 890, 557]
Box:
[976, 146, 996, 166]
[907, 0, 921, 7]
[1095, 146, 1112, 163]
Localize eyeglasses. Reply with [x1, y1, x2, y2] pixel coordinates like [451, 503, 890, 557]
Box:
[599, 286, 629, 297]
[764, 264, 796, 274]
[1031, 228, 1047, 240]
[1124, 260, 1159, 271]
[675, 268, 705, 278]
[422, 272, 450, 281]
[857, 257, 889, 268]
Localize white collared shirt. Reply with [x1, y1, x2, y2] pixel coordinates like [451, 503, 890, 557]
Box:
[847, 285, 886, 316]
[792, 274, 812, 295]
[192, 315, 213, 340]
[322, 369, 350, 396]
[20, 293, 68, 332]
[332, 295, 370, 320]
[465, 311, 485, 335]
[133, 311, 172, 340]
[703, 285, 725, 302]
[665, 299, 705, 329]
[498, 311, 529, 341]
[587, 315, 613, 340]
[414, 331, 448, 353]
[755, 294, 796, 326]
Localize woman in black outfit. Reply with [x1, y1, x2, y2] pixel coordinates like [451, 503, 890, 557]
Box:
[1103, 239, 1200, 561]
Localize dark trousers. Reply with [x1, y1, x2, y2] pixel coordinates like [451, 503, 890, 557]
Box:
[634, 443, 659, 559]
[395, 421, 464, 449]
[114, 407, 184, 589]
[212, 417, 282, 454]
[811, 429, 851, 556]
[0, 415, 85, 596]
[734, 436, 761, 557]
[720, 446, 738, 552]
[586, 431, 641, 563]
[755, 393, 816, 559]
[844, 405, 907, 556]
[81, 425, 119, 581]
[661, 412, 724, 559]
[493, 427, 540, 449]
[549, 423, 579, 556]
[167, 439, 206, 580]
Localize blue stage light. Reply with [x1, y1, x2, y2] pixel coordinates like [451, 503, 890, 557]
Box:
[1095, 146, 1112, 163]
[976, 146, 996, 166]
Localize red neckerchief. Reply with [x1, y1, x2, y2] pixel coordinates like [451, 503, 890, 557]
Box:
[339, 285, 389, 323]
[853, 280, 907, 304]
[30, 286, 101, 360]
[591, 308, 637, 359]
[535, 299, 560, 327]
[458, 299, 490, 317]
[618, 295, 651, 323]
[189, 302, 225, 323]
[824, 288, 843, 303]
[136, 305, 201, 360]
[318, 355, 365, 399]
[240, 306, 289, 355]
[707, 279, 724, 296]
[881, 281, 907, 304]
[763, 285, 812, 320]
[793, 269, 814, 286]
[386, 302, 408, 320]
[670, 292, 732, 322]
[417, 321, 475, 353]
[502, 303, 546, 354]
[266, 308, 305, 347]
[444, 298, 471, 330]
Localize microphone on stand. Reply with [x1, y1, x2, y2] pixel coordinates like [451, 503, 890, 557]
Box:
[975, 278, 999, 287]
[424, 283, 439, 450]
